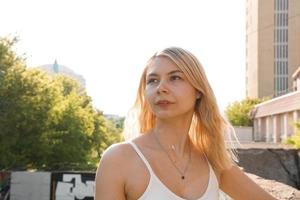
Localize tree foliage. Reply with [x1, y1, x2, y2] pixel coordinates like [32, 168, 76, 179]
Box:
[225, 97, 267, 126]
[286, 122, 300, 149]
[0, 37, 123, 170]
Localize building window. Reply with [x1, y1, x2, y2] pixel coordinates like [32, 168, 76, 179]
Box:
[274, 0, 289, 96]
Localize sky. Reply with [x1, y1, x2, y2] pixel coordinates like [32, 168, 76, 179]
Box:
[0, 0, 246, 116]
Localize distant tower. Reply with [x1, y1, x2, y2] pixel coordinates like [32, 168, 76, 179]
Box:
[38, 62, 86, 88]
[53, 60, 59, 73]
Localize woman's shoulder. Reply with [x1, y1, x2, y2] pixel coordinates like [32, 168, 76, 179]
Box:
[101, 141, 135, 162]
[101, 133, 152, 164]
[96, 142, 137, 180]
[95, 141, 138, 199]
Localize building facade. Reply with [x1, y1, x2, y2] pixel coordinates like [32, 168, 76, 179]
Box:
[251, 67, 300, 143]
[246, 0, 300, 98]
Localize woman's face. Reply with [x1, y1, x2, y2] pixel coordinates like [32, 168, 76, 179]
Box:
[145, 56, 198, 119]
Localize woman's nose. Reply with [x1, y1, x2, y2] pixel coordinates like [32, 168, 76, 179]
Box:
[156, 80, 169, 94]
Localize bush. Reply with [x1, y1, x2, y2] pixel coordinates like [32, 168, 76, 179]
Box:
[286, 122, 300, 149]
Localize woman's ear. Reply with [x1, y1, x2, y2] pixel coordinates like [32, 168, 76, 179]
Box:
[196, 92, 202, 100]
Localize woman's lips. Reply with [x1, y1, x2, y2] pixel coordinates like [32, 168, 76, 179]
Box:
[156, 100, 172, 104]
[155, 100, 174, 108]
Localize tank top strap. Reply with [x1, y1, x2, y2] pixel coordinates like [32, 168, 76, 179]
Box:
[202, 152, 211, 167]
[203, 152, 220, 186]
[128, 141, 154, 174]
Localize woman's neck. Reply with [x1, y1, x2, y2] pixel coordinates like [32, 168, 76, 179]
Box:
[151, 115, 193, 157]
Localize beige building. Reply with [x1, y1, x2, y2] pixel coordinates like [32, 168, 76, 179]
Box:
[250, 67, 300, 143]
[246, 0, 300, 99]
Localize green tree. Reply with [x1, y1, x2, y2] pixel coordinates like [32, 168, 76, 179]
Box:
[0, 37, 24, 76]
[0, 37, 122, 170]
[91, 112, 124, 161]
[225, 97, 267, 126]
[0, 67, 60, 169]
[41, 75, 96, 170]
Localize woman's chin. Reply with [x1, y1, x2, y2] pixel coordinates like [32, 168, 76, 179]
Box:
[154, 111, 177, 119]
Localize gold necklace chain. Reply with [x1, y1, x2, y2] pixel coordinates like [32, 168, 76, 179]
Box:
[153, 132, 192, 180]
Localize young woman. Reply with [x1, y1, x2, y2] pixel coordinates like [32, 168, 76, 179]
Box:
[95, 47, 277, 200]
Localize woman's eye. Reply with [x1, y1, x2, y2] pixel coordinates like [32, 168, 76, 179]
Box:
[146, 78, 158, 84]
[170, 75, 182, 81]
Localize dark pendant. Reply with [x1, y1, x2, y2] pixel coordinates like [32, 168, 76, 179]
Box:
[181, 176, 185, 179]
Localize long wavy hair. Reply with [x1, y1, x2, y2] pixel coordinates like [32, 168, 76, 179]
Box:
[124, 47, 238, 172]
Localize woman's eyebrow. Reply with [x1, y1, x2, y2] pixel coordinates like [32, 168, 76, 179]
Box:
[147, 70, 183, 77]
[168, 70, 183, 75]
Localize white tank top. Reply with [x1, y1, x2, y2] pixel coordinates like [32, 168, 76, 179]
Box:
[128, 141, 220, 200]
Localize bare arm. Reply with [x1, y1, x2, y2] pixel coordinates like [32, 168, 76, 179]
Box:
[219, 165, 277, 200]
[95, 144, 127, 200]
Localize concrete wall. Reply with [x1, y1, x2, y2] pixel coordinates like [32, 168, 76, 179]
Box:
[235, 126, 253, 142]
[10, 172, 50, 200]
[226, 126, 254, 142]
[9, 171, 95, 200]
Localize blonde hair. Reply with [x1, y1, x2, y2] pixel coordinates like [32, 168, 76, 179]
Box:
[124, 47, 238, 173]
